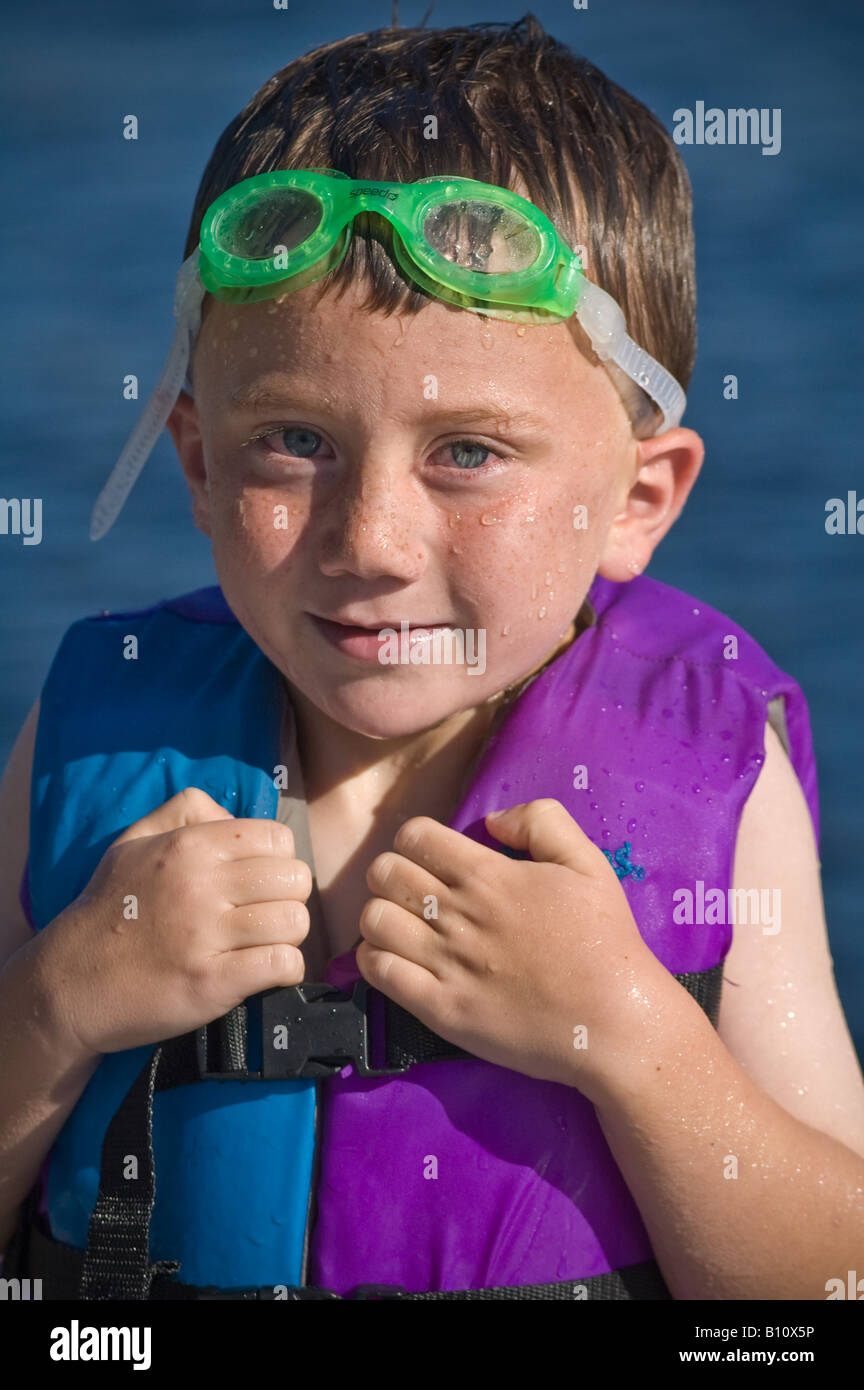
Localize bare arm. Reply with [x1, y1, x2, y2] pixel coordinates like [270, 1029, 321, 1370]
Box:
[0, 702, 101, 1254]
[590, 723, 864, 1299]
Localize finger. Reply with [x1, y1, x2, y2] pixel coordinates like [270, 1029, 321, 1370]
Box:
[366, 851, 444, 922]
[484, 799, 598, 873]
[115, 786, 234, 842]
[220, 899, 310, 949]
[358, 897, 441, 974]
[221, 856, 313, 908]
[391, 816, 486, 888]
[216, 942, 306, 998]
[356, 938, 441, 1011]
[115, 791, 297, 862]
[166, 815, 297, 864]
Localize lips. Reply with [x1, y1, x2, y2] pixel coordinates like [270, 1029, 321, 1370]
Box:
[307, 612, 450, 662]
[311, 613, 441, 630]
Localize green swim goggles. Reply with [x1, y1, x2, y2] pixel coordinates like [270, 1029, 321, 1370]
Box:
[91, 169, 686, 539]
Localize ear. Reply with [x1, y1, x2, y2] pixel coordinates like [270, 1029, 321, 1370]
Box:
[165, 389, 212, 538]
[596, 427, 704, 582]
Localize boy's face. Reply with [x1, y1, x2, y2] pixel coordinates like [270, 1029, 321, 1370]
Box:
[169, 280, 701, 739]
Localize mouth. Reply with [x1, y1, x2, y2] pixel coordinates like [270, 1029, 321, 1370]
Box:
[306, 612, 454, 662]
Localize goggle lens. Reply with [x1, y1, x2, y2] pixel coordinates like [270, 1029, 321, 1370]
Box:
[212, 186, 323, 260]
[421, 200, 542, 274]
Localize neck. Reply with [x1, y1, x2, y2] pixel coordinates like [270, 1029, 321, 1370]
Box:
[288, 684, 502, 813]
[286, 618, 582, 817]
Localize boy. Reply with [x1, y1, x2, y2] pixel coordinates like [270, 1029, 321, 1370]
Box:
[1, 15, 863, 1300]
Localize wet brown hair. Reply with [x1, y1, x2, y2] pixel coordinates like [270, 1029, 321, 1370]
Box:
[183, 13, 696, 430]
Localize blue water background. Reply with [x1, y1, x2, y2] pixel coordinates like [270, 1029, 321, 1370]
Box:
[2, 0, 863, 1059]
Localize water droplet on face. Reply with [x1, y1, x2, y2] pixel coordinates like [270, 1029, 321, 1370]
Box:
[501, 624, 511, 636]
[479, 513, 502, 526]
[538, 606, 547, 618]
[635, 781, 645, 792]
[515, 325, 527, 338]
[627, 818, 637, 833]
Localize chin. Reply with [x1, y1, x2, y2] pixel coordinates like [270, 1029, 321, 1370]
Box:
[308, 677, 493, 739]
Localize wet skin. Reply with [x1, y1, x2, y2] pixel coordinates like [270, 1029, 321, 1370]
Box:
[167, 276, 703, 781]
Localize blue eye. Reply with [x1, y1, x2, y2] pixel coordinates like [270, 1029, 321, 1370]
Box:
[449, 440, 490, 470]
[277, 427, 323, 458]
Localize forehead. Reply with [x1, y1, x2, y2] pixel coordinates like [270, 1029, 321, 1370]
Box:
[194, 277, 601, 411]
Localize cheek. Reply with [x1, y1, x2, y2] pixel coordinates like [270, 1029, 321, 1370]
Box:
[445, 474, 605, 621]
[208, 478, 309, 571]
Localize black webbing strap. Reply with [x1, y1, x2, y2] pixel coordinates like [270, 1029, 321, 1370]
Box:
[672, 962, 724, 1029]
[24, 961, 723, 1300]
[17, 1219, 670, 1300]
[155, 960, 725, 1084]
[78, 1045, 179, 1300]
[381, 962, 724, 1066]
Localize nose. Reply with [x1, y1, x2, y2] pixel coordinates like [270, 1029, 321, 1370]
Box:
[316, 461, 426, 583]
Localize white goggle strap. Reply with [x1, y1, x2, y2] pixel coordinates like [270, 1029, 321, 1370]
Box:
[89, 252, 205, 540]
[575, 279, 686, 434]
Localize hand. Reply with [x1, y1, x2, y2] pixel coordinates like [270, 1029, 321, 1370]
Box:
[36, 788, 312, 1057]
[357, 799, 666, 1098]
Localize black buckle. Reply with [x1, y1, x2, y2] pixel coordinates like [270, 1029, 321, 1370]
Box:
[262, 981, 409, 1079]
[351, 1283, 407, 1300]
[197, 981, 409, 1081]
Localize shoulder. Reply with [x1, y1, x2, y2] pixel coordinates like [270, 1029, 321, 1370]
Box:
[65, 585, 237, 631]
[719, 722, 864, 1155]
[587, 574, 820, 844]
[589, 574, 787, 686]
[40, 586, 241, 696]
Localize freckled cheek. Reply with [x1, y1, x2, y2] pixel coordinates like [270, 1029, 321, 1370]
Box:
[209, 481, 309, 563]
[445, 489, 601, 625]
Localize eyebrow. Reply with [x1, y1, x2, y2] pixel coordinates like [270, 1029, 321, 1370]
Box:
[228, 384, 550, 430]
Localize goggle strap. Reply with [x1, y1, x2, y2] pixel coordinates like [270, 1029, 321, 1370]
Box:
[575, 279, 685, 433]
[611, 336, 686, 433]
[90, 255, 204, 540]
